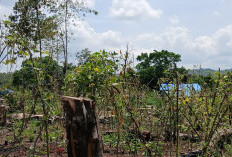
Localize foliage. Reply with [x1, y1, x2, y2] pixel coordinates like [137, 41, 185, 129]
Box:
[64, 50, 118, 97]
[12, 56, 64, 89]
[190, 73, 214, 89]
[160, 70, 232, 156]
[136, 50, 182, 89]
[0, 72, 13, 88]
[145, 91, 163, 107]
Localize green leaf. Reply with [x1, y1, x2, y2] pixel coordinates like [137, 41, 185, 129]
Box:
[33, 49, 40, 53]
[55, 111, 60, 115]
[23, 52, 29, 56]
[36, 122, 41, 127]
[87, 75, 92, 79]
[20, 40, 25, 46]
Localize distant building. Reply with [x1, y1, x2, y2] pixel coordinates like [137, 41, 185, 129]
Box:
[160, 83, 201, 96]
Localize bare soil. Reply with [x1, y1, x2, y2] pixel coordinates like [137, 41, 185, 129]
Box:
[0, 115, 201, 157]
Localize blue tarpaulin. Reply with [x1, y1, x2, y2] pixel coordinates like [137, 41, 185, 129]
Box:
[160, 83, 201, 96]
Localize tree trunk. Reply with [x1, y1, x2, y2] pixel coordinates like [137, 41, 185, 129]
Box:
[63, 0, 68, 75]
[62, 96, 103, 157]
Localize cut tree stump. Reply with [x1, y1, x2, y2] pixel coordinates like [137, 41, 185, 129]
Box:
[0, 105, 9, 126]
[62, 96, 103, 157]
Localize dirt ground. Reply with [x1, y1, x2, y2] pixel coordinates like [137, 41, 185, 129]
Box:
[0, 111, 203, 157]
[0, 123, 201, 157]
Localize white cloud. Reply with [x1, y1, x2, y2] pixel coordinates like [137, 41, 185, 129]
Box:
[70, 20, 125, 52]
[1, 0, 232, 71]
[2, 16, 232, 70]
[69, 17, 232, 69]
[193, 36, 216, 56]
[109, 0, 163, 20]
[133, 25, 232, 69]
[135, 27, 190, 51]
[170, 16, 180, 25]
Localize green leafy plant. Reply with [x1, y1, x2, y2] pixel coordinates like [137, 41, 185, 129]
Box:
[64, 50, 118, 98]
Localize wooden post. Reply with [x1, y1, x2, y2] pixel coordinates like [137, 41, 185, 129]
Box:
[62, 96, 103, 157]
[0, 105, 9, 126]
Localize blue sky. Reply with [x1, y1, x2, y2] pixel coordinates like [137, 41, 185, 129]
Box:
[1, 0, 232, 72]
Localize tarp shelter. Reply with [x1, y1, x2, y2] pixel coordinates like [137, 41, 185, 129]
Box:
[160, 83, 201, 96]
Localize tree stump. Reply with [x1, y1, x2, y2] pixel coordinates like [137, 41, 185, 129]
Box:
[62, 96, 103, 157]
[0, 105, 9, 126]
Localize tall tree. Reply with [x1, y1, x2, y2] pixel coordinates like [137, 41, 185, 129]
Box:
[5, 0, 58, 60]
[136, 50, 181, 89]
[49, 0, 97, 74]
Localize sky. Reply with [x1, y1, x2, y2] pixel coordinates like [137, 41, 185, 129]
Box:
[1, 0, 232, 72]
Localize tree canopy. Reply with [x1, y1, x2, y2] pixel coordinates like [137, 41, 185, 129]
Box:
[12, 56, 64, 89]
[136, 50, 182, 89]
